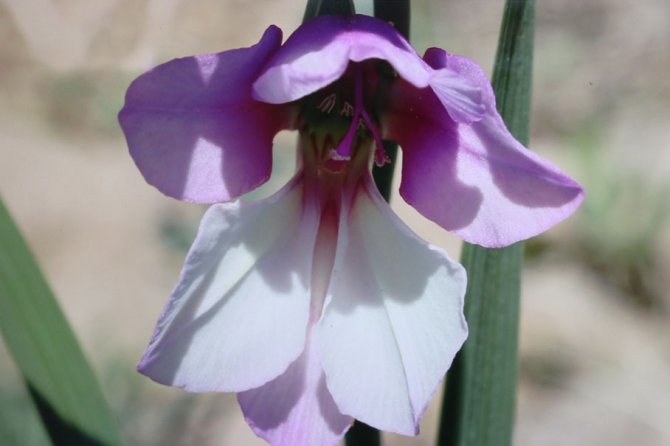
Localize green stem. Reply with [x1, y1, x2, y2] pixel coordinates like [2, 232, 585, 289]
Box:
[437, 1, 535, 445]
[303, 0, 355, 20]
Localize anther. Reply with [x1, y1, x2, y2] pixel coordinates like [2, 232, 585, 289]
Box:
[340, 102, 354, 117]
[317, 93, 337, 114]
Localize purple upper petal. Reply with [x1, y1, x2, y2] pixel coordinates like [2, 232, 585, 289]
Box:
[428, 68, 485, 123]
[119, 26, 290, 203]
[253, 14, 432, 104]
[388, 48, 584, 248]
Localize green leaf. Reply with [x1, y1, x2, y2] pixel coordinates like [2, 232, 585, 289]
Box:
[0, 197, 124, 446]
[438, 1, 535, 445]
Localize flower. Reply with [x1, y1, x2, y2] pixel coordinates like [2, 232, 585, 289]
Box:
[119, 14, 583, 446]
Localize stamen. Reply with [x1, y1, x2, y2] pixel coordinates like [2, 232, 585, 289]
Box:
[328, 66, 389, 166]
[317, 93, 337, 114]
[340, 102, 354, 117]
[331, 69, 364, 160]
[361, 109, 390, 167]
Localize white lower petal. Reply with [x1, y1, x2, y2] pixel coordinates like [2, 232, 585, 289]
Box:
[316, 176, 468, 435]
[138, 176, 320, 392]
[238, 190, 353, 446]
[238, 335, 353, 446]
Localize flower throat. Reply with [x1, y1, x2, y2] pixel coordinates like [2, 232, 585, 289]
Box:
[299, 64, 391, 176]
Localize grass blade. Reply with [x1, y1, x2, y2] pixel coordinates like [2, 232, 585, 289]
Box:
[438, 1, 535, 445]
[303, 0, 355, 20]
[0, 198, 124, 445]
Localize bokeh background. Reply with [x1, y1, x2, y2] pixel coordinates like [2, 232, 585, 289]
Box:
[1, 0, 669, 444]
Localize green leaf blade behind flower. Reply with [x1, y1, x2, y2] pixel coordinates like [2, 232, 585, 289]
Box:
[303, 0, 355, 21]
[438, 1, 535, 446]
[0, 197, 124, 446]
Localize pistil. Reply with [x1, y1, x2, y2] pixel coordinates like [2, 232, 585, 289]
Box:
[300, 64, 391, 179]
[330, 68, 389, 167]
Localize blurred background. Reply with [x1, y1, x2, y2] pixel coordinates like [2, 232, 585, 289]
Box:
[0, 0, 668, 444]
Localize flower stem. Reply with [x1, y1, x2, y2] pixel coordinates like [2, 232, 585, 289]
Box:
[345, 420, 381, 446]
[437, 1, 535, 445]
[303, 0, 355, 21]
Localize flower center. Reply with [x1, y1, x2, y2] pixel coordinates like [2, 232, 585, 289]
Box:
[299, 64, 390, 177]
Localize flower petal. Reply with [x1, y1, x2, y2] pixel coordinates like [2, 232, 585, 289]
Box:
[389, 49, 584, 248]
[239, 186, 353, 446]
[238, 337, 353, 446]
[316, 176, 468, 435]
[253, 14, 431, 104]
[119, 26, 290, 203]
[429, 68, 485, 123]
[137, 176, 319, 392]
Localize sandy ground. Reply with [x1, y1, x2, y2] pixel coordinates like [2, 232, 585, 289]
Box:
[1, 0, 669, 445]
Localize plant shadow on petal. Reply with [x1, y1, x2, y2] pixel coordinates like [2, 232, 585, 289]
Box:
[326, 181, 460, 316]
[391, 89, 485, 232]
[399, 125, 485, 232]
[237, 350, 307, 430]
[120, 30, 284, 202]
[434, 52, 582, 210]
[238, 341, 351, 439]
[473, 116, 583, 208]
[314, 182, 467, 435]
[141, 185, 318, 388]
[317, 373, 352, 433]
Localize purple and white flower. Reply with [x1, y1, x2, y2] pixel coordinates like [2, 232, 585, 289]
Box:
[119, 14, 583, 446]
